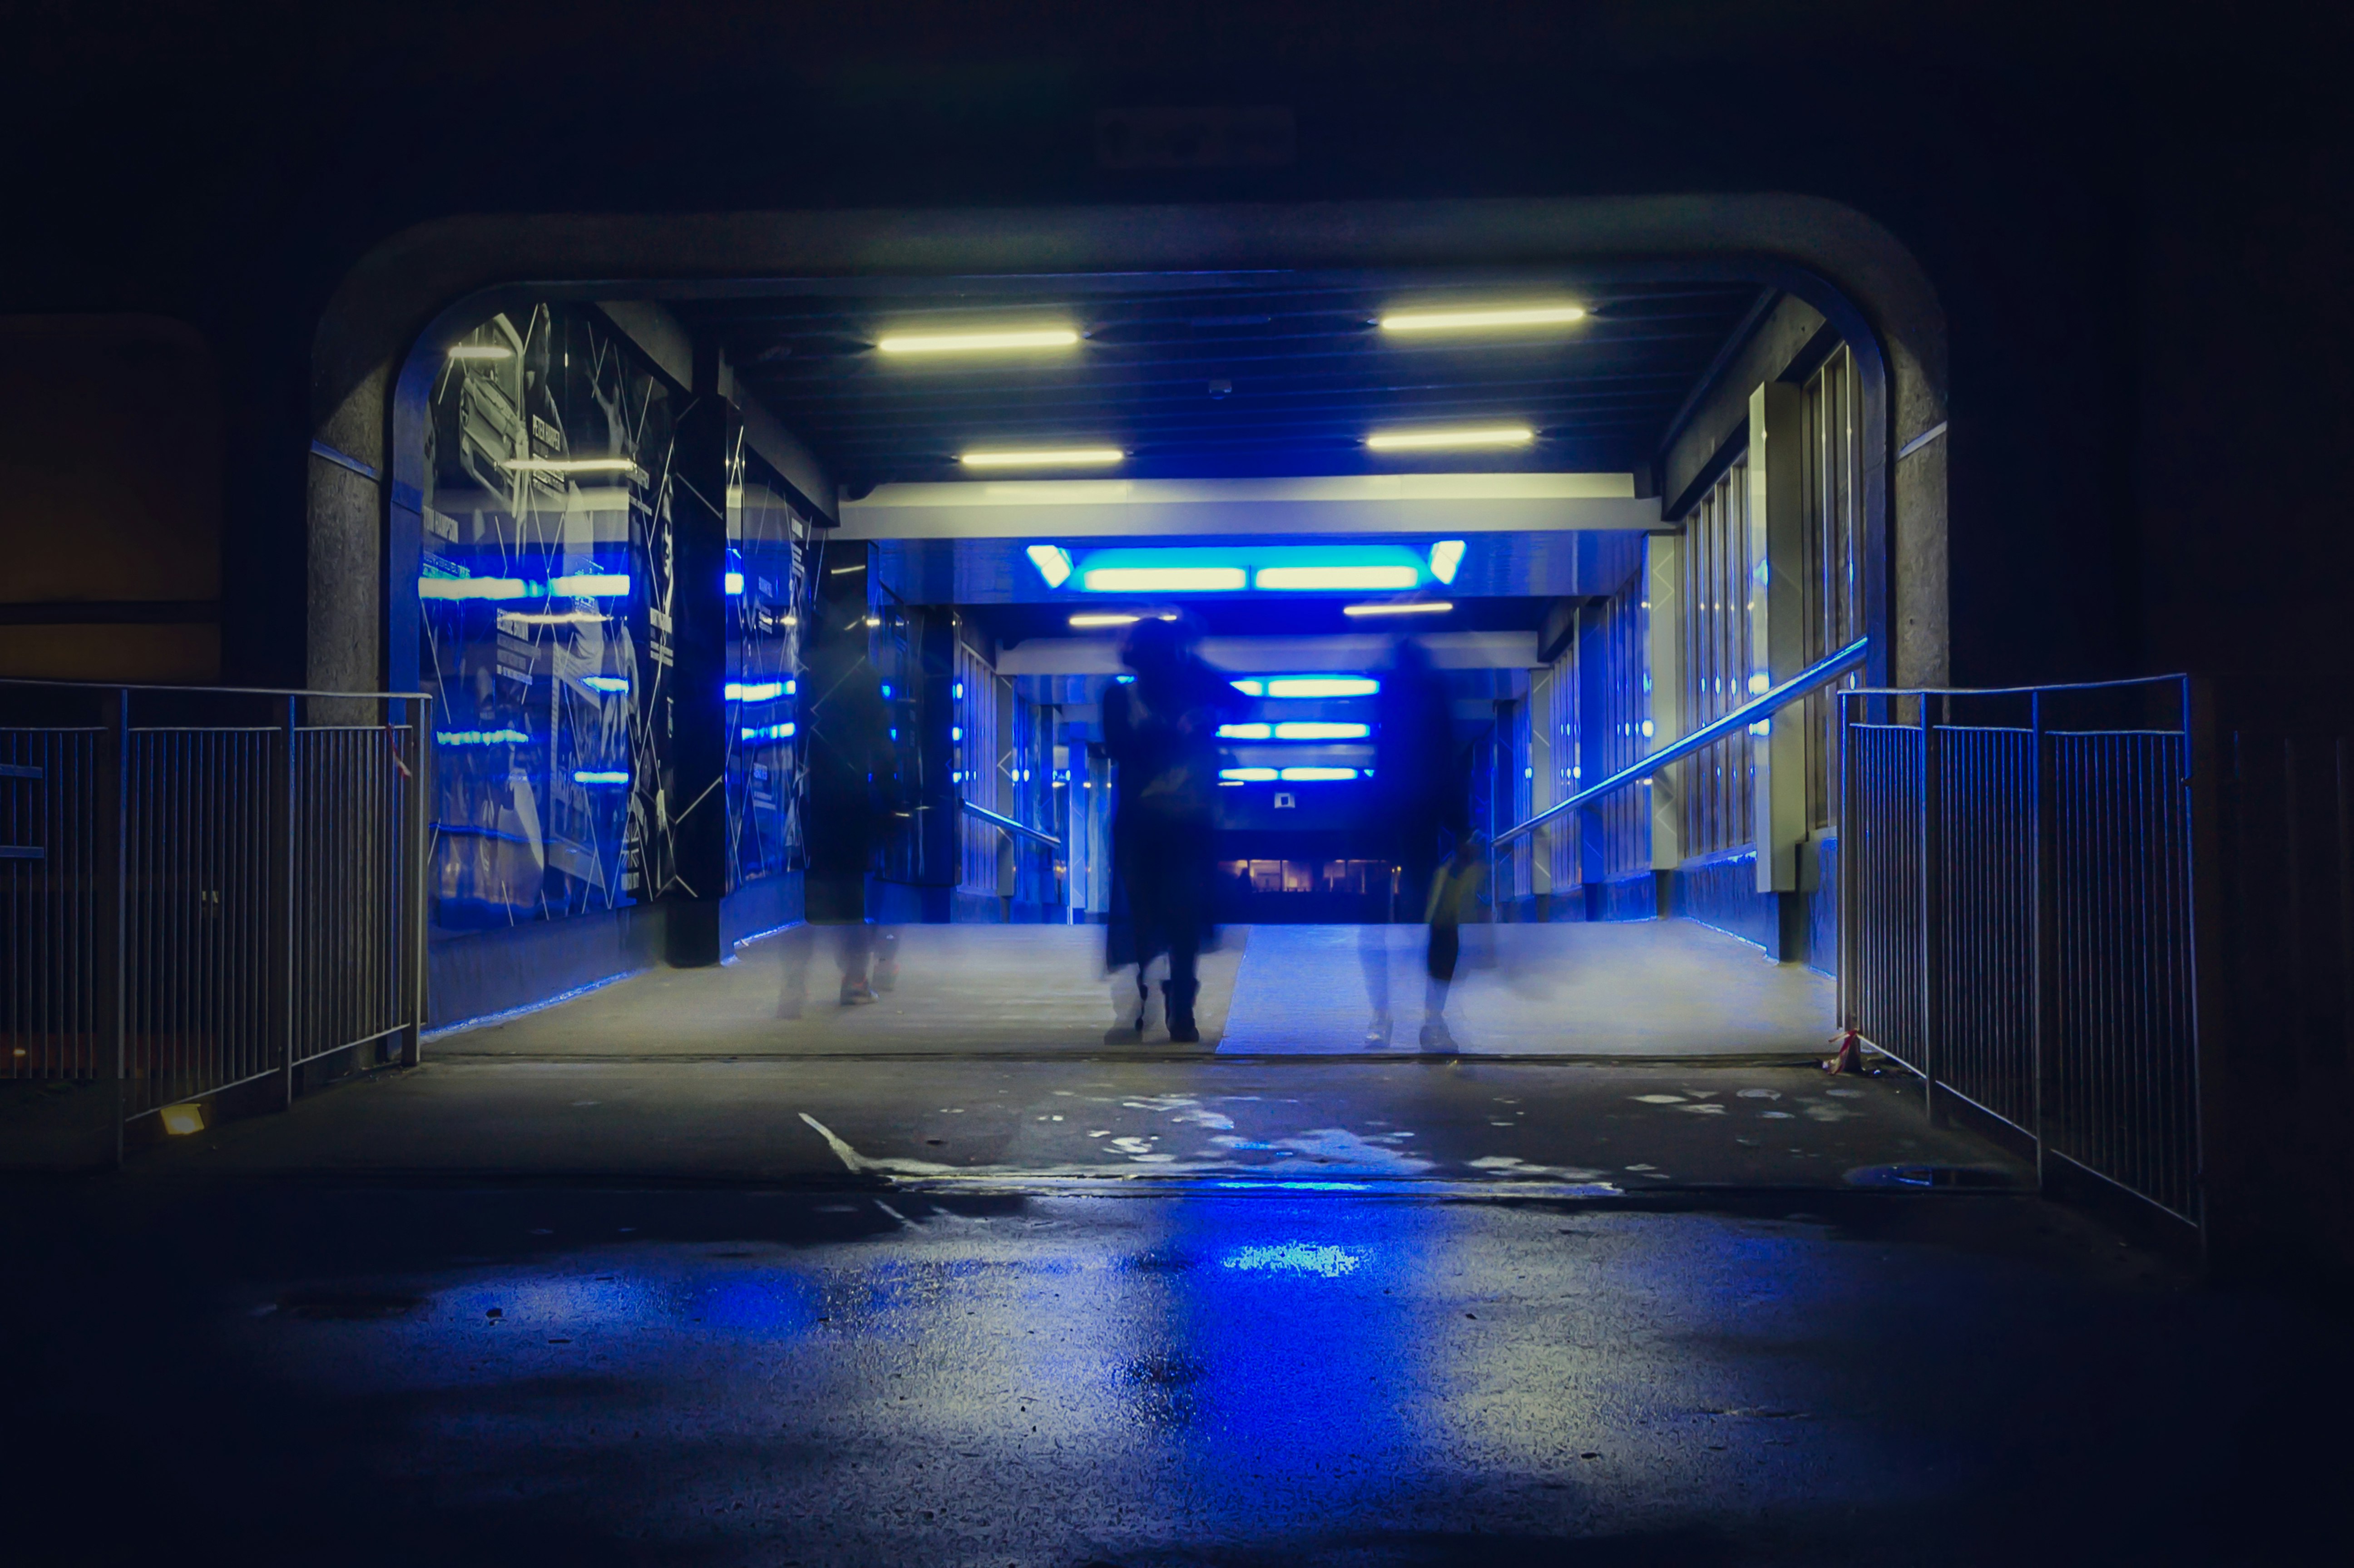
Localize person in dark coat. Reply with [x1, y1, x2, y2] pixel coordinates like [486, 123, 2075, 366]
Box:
[1361, 636, 1473, 1050]
[1101, 616, 1247, 1043]
[780, 601, 899, 1015]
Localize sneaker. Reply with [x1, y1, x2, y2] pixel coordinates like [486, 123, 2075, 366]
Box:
[872, 959, 900, 995]
[1363, 1012, 1392, 1049]
[839, 981, 879, 1006]
[1418, 1016, 1458, 1054]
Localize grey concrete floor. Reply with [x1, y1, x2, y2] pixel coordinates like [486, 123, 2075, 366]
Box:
[433, 918, 1834, 1063]
[2, 1175, 2343, 1567]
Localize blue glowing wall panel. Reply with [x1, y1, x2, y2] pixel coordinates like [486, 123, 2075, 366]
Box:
[421, 305, 670, 932]
[727, 435, 808, 888]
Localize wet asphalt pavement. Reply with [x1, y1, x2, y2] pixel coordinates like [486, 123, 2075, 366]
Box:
[5, 1164, 2350, 1565]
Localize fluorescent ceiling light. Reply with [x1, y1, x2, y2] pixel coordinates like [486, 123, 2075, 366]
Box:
[1274, 722, 1370, 740]
[1025, 545, 1073, 588]
[1366, 427, 1534, 452]
[1230, 679, 1265, 696]
[495, 610, 608, 626]
[1266, 676, 1380, 699]
[725, 571, 745, 595]
[419, 577, 529, 600]
[1069, 612, 1148, 628]
[499, 456, 641, 474]
[1428, 539, 1466, 582]
[961, 448, 1124, 468]
[1378, 304, 1587, 332]
[572, 770, 630, 784]
[1082, 566, 1247, 592]
[877, 328, 1080, 355]
[1343, 601, 1452, 617]
[579, 675, 629, 693]
[1280, 766, 1359, 782]
[727, 681, 786, 702]
[549, 572, 630, 597]
[447, 344, 514, 360]
[436, 729, 530, 745]
[1220, 767, 1279, 782]
[1253, 564, 1420, 590]
[741, 722, 797, 742]
[1217, 723, 1273, 740]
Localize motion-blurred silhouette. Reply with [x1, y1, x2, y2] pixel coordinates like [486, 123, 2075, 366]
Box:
[780, 601, 900, 1016]
[1101, 616, 1248, 1043]
[1361, 638, 1474, 1050]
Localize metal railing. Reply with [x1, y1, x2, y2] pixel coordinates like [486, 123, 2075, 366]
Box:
[1838, 676, 2211, 1232]
[1490, 638, 1870, 870]
[959, 795, 1062, 849]
[2, 680, 431, 1161]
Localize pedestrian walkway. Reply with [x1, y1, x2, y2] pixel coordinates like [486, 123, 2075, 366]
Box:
[434, 924, 1248, 1057]
[1219, 919, 1836, 1057]
[433, 917, 1832, 1060]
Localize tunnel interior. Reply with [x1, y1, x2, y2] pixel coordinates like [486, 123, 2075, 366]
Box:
[406, 262, 1870, 1042]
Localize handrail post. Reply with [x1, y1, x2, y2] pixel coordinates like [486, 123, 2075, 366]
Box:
[1838, 690, 1859, 1033]
[2183, 674, 2225, 1269]
[272, 694, 297, 1110]
[2030, 690, 2057, 1189]
[1919, 695, 1944, 1124]
[400, 696, 430, 1068]
[96, 687, 128, 1168]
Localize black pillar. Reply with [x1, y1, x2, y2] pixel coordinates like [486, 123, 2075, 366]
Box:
[660, 341, 731, 966]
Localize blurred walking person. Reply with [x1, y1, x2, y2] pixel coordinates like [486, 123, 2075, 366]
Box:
[1361, 637, 1473, 1050]
[1102, 616, 1246, 1043]
[780, 600, 900, 1016]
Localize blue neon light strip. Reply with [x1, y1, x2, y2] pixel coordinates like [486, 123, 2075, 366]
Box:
[1071, 544, 1426, 594]
[420, 573, 632, 601]
[1219, 765, 1363, 782]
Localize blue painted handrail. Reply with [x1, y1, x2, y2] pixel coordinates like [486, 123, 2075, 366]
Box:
[1491, 637, 1869, 846]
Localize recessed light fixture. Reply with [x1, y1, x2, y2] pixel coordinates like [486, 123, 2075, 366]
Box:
[1265, 676, 1380, 699]
[498, 456, 642, 475]
[1378, 304, 1587, 332]
[1343, 601, 1454, 617]
[1070, 612, 1177, 628]
[877, 328, 1081, 355]
[447, 344, 514, 360]
[960, 447, 1124, 468]
[1274, 722, 1371, 740]
[1365, 427, 1534, 452]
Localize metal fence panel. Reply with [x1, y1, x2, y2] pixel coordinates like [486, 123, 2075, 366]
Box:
[2048, 731, 2200, 1220]
[1849, 723, 1923, 1071]
[2, 730, 99, 1080]
[1840, 681, 2206, 1233]
[1934, 726, 2036, 1133]
[2, 685, 427, 1157]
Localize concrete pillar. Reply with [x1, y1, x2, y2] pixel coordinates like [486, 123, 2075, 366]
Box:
[658, 341, 732, 966]
[1645, 533, 1683, 876]
[1748, 381, 1811, 959]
